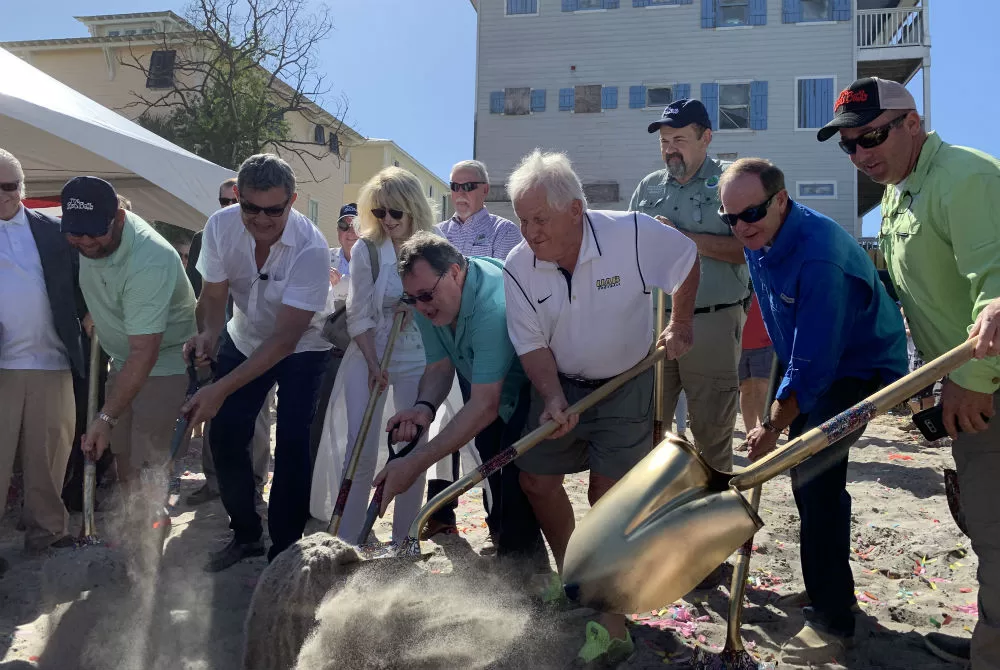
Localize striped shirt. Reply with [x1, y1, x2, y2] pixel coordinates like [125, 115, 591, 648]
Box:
[436, 207, 523, 261]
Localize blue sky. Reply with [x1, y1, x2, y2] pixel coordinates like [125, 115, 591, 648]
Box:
[2, 1, 996, 237]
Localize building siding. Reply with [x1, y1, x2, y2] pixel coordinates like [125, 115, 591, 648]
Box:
[475, 0, 860, 235]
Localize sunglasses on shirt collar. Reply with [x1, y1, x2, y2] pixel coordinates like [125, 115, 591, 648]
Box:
[838, 114, 908, 155]
[1, 181, 20, 192]
[371, 208, 405, 221]
[240, 197, 290, 218]
[450, 181, 485, 193]
[718, 194, 776, 227]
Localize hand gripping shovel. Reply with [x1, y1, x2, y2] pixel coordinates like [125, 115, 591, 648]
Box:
[355, 426, 425, 545]
[327, 311, 405, 535]
[80, 334, 103, 544]
[562, 338, 978, 614]
[354, 347, 667, 562]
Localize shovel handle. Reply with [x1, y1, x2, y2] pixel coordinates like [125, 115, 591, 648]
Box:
[328, 311, 406, 535]
[356, 427, 425, 545]
[732, 337, 978, 491]
[82, 334, 102, 540]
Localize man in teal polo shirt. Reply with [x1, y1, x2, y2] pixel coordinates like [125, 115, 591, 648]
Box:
[62, 176, 197, 488]
[372, 231, 543, 560]
[820, 77, 1000, 669]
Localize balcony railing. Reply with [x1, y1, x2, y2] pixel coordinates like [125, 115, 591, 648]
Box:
[857, 7, 926, 49]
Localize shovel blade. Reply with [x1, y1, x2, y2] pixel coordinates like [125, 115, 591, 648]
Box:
[562, 436, 763, 614]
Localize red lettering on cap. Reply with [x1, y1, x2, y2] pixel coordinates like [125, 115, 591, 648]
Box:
[835, 89, 868, 111]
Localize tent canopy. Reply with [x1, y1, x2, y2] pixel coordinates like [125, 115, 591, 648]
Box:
[0, 47, 234, 231]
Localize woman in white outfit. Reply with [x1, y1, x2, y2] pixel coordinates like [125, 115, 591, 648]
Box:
[310, 167, 436, 543]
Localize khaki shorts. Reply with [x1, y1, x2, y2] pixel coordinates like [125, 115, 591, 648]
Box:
[106, 369, 190, 471]
[517, 367, 654, 480]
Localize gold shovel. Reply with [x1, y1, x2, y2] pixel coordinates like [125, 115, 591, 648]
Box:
[562, 338, 976, 614]
[80, 334, 102, 544]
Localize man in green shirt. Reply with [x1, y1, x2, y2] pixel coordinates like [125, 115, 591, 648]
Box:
[372, 231, 544, 560]
[62, 176, 197, 487]
[820, 77, 1000, 669]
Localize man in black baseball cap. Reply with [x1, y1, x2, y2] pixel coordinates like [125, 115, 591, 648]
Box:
[646, 98, 713, 135]
[60, 176, 122, 257]
[337, 202, 358, 223]
[816, 76, 917, 142]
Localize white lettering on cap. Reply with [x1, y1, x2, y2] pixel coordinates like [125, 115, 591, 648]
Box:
[65, 197, 95, 211]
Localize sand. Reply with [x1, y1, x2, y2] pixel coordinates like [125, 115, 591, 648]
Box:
[0, 412, 978, 669]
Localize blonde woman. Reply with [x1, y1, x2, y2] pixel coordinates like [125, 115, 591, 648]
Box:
[310, 167, 437, 544]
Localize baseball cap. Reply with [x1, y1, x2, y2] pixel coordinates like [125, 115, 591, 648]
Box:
[60, 176, 119, 237]
[647, 99, 713, 134]
[337, 203, 358, 221]
[817, 77, 917, 142]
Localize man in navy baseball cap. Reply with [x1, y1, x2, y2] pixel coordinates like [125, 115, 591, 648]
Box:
[337, 202, 358, 222]
[647, 99, 713, 134]
[60, 176, 119, 239]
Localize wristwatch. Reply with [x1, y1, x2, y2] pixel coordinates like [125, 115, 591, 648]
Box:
[97, 411, 118, 428]
[761, 420, 780, 435]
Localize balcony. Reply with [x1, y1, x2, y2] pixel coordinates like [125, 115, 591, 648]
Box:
[858, 6, 926, 50]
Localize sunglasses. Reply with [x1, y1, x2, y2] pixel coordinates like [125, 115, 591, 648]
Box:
[239, 197, 290, 218]
[838, 114, 907, 155]
[0, 181, 20, 192]
[718, 194, 776, 227]
[400, 272, 445, 305]
[371, 208, 405, 221]
[450, 181, 485, 193]
[219, 197, 237, 207]
[337, 220, 355, 232]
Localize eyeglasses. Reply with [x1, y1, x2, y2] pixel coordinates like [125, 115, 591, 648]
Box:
[400, 272, 445, 305]
[239, 197, 290, 218]
[718, 194, 776, 227]
[219, 197, 237, 207]
[371, 208, 405, 221]
[450, 181, 485, 193]
[838, 114, 908, 155]
[0, 181, 20, 192]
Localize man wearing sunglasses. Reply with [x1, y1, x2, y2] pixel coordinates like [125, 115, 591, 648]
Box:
[328, 202, 358, 301]
[719, 157, 907, 664]
[182, 153, 332, 571]
[821, 76, 1000, 669]
[437, 160, 522, 261]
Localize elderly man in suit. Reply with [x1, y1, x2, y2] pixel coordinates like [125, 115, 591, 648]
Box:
[0, 148, 86, 554]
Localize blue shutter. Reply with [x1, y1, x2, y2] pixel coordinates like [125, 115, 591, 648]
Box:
[629, 85, 646, 108]
[750, 81, 768, 130]
[701, 0, 715, 28]
[817, 78, 834, 126]
[832, 0, 850, 21]
[633, 0, 649, 6]
[749, 0, 767, 25]
[490, 91, 504, 114]
[602, 86, 618, 109]
[559, 88, 575, 111]
[674, 83, 691, 101]
[531, 89, 546, 112]
[700, 83, 719, 130]
[798, 78, 834, 128]
[563, 0, 580, 11]
[603, 0, 620, 8]
[782, 0, 801, 23]
[506, 0, 537, 13]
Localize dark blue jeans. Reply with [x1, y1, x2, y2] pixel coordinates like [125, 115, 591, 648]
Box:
[788, 375, 882, 638]
[210, 333, 330, 561]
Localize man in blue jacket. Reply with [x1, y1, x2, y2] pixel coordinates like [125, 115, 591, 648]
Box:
[718, 157, 908, 664]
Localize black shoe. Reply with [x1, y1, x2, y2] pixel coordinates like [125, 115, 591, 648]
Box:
[924, 632, 971, 667]
[204, 538, 265, 572]
[185, 483, 220, 506]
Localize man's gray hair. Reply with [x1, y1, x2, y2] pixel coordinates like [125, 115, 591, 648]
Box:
[398, 230, 467, 277]
[237, 153, 296, 198]
[506, 149, 587, 212]
[451, 159, 489, 185]
[0, 148, 26, 198]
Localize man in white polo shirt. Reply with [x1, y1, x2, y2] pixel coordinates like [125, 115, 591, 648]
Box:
[182, 153, 332, 571]
[503, 149, 699, 665]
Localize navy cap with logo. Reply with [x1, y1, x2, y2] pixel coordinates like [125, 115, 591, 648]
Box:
[647, 99, 713, 134]
[817, 77, 917, 142]
[338, 203, 358, 221]
[60, 176, 119, 237]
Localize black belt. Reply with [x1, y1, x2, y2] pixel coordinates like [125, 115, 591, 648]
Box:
[666, 300, 744, 315]
[558, 373, 613, 390]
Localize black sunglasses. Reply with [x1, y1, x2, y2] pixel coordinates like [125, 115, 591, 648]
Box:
[240, 197, 290, 218]
[219, 197, 237, 207]
[400, 272, 445, 305]
[337, 220, 355, 232]
[0, 181, 20, 192]
[371, 208, 405, 221]
[450, 181, 485, 193]
[718, 194, 776, 227]
[838, 114, 908, 155]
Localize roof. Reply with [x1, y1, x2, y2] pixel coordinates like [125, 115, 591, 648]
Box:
[73, 11, 190, 24]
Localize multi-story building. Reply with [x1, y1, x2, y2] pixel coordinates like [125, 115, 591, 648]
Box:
[344, 139, 454, 221]
[471, 0, 930, 237]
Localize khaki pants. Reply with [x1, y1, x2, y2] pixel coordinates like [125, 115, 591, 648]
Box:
[0, 369, 74, 549]
[659, 305, 744, 472]
[106, 370, 190, 476]
[954, 392, 1000, 670]
[202, 386, 274, 493]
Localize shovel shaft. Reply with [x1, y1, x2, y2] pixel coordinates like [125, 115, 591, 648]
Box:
[328, 312, 405, 535]
[82, 334, 102, 539]
[732, 338, 977, 491]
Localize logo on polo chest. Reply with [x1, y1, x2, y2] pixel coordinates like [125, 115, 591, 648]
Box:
[595, 275, 621, 290]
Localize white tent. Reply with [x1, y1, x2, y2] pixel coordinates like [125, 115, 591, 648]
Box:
[0, 47, 234, 231]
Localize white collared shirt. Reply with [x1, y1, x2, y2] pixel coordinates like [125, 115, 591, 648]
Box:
[197, 205, 332, 356]
[329, 246, 351, 302]
[504, 209, 697, 379]
[0, 206, 70, 370]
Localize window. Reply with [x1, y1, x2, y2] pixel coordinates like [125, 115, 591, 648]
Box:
[314, 125, 326, 144]
[796, 77, 835, 130]
[125, 29, 137, 36]
[783, 0, 849, 23]
[719, 83, 751, 129]
[506, 0, 538, 14]
[718, 0, 749, 26]
[796, 181, 837, 199]
[636, 0, 687, 6]
[504, 87, 531, 115]
[429, 185, 434, 197]
[140, 28, 155, 35]
[647, 86, 673, 108]
[146, 50, 176, 89]
[329, 133, 340, 155]
[308, 199, 319, 224]
[563, 0, 619, 9]
[702, 81, 767, 130]
[574, 85, 602, 113]
[393, 160, 400, 167]
[800, 0, 830, 21]
[107, 30, 121, 37]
